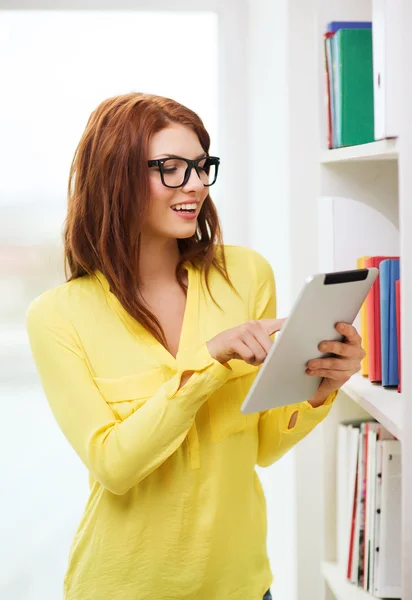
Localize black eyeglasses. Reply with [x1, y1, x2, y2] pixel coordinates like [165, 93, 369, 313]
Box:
[148, 155, 220, 189]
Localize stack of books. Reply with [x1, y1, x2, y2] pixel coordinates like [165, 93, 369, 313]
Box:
[324, 21, 374, 149]
[324, 4, 401, 148]
[337, 419, 401, 597]
[357, 256, 401, 391]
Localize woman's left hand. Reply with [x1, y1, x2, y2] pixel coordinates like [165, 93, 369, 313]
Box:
[306, 322, 366, 406]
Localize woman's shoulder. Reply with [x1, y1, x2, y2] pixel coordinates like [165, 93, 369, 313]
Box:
[218, 244, 274, 278]
[25, 273, 99, 328]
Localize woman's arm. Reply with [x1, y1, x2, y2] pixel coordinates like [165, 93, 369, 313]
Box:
[26, 295, 231, 495]
[256, 394, 336, 466]
[248, 250, 337, 468]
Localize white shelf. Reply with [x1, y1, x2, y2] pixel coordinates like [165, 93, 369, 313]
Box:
[322, 561, 385, 600]
[341, 372, 402, 441]
[281, 0, 412, 595]
[321, 139, 398, 164]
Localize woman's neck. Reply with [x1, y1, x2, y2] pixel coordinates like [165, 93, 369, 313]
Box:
[138, 235, 181, 288]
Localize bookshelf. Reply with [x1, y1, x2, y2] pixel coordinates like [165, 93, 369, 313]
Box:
[322, 561, 384, 600]
[285, 0, 412, 599]
[341, 373, 402, 441]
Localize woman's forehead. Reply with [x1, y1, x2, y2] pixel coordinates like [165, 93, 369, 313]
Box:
[149, 124, 203, 159]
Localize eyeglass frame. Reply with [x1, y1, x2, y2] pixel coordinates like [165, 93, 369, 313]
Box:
[147, 155, 220, 189]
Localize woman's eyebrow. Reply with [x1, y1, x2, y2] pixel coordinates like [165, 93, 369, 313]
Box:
[155, 152, 208, 159]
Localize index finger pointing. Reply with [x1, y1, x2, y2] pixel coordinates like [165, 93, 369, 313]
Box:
[259, 318, 287, 336]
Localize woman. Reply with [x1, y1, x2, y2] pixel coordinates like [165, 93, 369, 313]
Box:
[26, 92, 364, 600]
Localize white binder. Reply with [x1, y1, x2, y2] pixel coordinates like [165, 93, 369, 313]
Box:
[373, 439, 402, 598]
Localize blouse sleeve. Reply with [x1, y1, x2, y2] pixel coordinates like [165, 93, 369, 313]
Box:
[250, 250, 337, 467]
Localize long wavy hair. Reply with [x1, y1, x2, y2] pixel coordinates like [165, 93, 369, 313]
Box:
[63, 92, 233, 348]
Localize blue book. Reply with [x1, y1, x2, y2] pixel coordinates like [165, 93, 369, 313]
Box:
[327, 21, 372, 33]
[380, 259, 400, 387]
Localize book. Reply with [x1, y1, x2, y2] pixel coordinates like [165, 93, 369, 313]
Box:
[357, 256, 370, 376]
[395, 280, 401, 392]
[324, 32, 335, 149]
[365, 427, 378, 591]
[333, 28, 374, 147]
[356, 423, 367, 586]
[324, 22, 373, 148]
[373, 440, 402, 597]
[337, 421, 398, 593]
[327, 21, 372, 33]
[364, 256, 398, 382]
[361, 422, 395, 591]
[331, 32, 342, 148]
[379, 259, 400, 387]
[344, 423, 362, 582]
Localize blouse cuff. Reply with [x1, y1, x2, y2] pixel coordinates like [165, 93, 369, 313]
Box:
[176, 342, 232, 380]
[280, 390, 338, 434]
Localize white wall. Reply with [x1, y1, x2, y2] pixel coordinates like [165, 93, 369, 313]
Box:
[248, 3, 297, 600]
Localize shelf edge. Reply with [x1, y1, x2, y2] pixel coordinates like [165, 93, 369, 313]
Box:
[320, 140, 399, 164]
[341, 374, 402, 441]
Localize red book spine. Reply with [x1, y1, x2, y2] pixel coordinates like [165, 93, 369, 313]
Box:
[347, 465, 359, 580]
[365, 257, 382, 382]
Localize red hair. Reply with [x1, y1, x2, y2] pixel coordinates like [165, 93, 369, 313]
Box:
[63, 92, 233, 348]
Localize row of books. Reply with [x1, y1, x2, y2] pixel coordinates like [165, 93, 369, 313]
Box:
[337, 419, 401, 597]
[324, 21, 374, 149]
[324, 3, 401, 148]
[358, 256, 401, 391]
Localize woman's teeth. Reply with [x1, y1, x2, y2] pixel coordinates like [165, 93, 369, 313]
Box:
[171, 203, 197, 212]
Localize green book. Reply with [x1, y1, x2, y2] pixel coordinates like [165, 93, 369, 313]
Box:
[334, 28, 374, 147]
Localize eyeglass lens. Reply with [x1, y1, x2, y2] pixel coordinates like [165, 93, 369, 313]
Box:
[162, 158, 217, 187]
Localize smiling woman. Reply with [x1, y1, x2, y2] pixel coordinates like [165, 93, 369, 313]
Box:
[25, 89, 346, 600]
[64, 93, 232, 351]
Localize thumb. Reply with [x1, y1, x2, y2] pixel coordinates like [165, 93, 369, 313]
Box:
[259, 317, 287, 336]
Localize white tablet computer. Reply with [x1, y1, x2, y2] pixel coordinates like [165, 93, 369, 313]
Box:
[240, 267, 379, 413]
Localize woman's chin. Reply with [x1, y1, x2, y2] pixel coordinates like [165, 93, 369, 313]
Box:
[147, 219, 198, 241]
[177, 230, 197, 239]
[172, 222, 198, 239]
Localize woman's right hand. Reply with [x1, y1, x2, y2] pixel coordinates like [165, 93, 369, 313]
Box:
[206, 318, 286, 366]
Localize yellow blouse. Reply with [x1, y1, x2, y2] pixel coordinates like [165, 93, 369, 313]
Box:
[26, 245, 336, 600]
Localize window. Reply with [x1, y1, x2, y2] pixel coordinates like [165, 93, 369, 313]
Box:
[0, 11, 218, 600]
